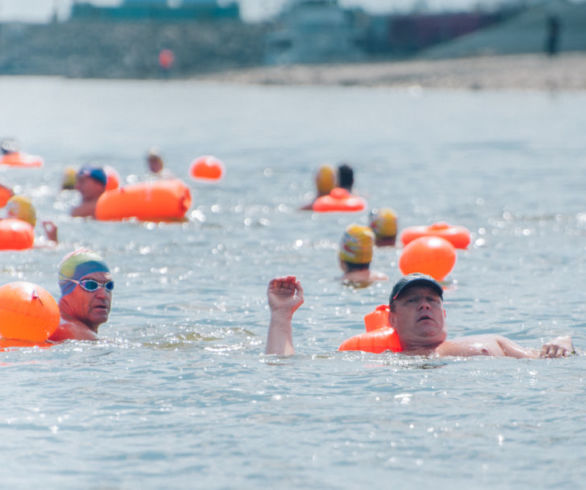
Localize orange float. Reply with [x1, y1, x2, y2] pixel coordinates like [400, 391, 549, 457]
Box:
[159, 49, 175, 70]
[0, 186, 12, 207]
[0, 219, 35, 250]
[399, 236, 456, 281]
[0, 152, 43, 168]
[95, 179, 191, 222]
[339, 305, 402, 353]
[400, 222, 471, 249]
[312, 188, 366, 213]
[104, 166, 120, 191]
[190, 155, 225, 181]
[0, 281, 60, 349]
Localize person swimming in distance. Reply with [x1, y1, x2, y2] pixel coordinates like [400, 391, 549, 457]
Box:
[265, 274, 574, 357]
[145, 148, 174, 179]
[369, 208, 398, 247]
[300, 164, 336, 210]
[337, 163, 354, 192]
[4, 195, 58, 243]
[338, 224, 388, 286]
[71, 166, 107, 218]
[49, 248, 113, 342]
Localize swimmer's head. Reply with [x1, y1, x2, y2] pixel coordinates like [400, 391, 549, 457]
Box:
[62, 167, 77, 190]
[147, 148, 164, 173]
[339, 224, 374, 265]
[6, 195, 36, 227]
[390, 273, 443, 305]
[315, 164, 336, 196]
[77, 166, 107, 187]
[58, 248, 110, 297]
[369, 208, 398, 239]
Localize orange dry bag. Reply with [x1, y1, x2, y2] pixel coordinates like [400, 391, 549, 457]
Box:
[338, 305, 402, 353]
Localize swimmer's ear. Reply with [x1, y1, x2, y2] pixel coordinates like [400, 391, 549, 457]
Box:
[443, 308, 447, 318]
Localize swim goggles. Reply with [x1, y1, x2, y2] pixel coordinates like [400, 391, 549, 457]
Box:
[68, 278, 114, 293]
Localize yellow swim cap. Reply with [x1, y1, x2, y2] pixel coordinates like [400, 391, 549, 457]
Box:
[369, 208, 398, 238]
[62, 167, 77, 190]
[315, 164, 336, 196]
[339, 224, 374, 264]
[6, 195, 37, 227]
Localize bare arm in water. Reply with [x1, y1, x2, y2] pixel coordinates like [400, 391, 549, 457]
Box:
[266, 276, 304, 356]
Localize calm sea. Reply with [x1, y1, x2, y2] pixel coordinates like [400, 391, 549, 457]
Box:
[0, 77, 585, 489]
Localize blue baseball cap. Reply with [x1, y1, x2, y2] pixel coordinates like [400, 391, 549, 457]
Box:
[77, 166, 107, 186]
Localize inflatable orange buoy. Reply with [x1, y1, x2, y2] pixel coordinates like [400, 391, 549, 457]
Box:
[0, 152, 43, 168]
[312, 188, 366, 213]
[401, 222, 471, 249]
[190, 155, 225, 181]
[0, 282, 60, 347]
[0, 219, 35, 250]
[399, 236, 456, 281]
[95, 179, 191, 222]
[0, 186, 12, 207]
[104, 166, 120, 191]
[339, 305, 402, 353]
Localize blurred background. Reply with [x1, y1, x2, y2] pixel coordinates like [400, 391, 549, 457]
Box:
[0, 0, 584, 77]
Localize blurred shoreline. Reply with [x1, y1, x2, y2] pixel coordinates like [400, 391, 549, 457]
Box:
[194, 53, 586, 91]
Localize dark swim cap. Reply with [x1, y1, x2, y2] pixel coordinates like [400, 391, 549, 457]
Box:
[390, 273, 443, 303]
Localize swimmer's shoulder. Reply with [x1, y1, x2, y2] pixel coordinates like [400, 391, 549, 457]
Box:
[436, 335, 509, 357]
[49, 321, 98, 342]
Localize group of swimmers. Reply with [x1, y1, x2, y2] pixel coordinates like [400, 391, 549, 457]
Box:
[0, 143, 576, 357]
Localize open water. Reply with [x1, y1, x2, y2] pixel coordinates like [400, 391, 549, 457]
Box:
[0, 77, 585, 489]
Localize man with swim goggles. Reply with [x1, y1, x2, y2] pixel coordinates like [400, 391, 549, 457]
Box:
[265, 274, 574, 358]
[49, 248, 113, 342]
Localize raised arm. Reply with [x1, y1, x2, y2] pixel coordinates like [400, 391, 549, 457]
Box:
[265, 276, 304, 356]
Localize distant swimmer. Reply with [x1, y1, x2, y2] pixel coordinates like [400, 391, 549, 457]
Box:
[265, 273, 574, 357]
[50, 248, 113, 342]
[5, 195, 58, 243]
[300, 164, 336, 210]
[71, 166, 107, 218]
[61, 166, 77, 190]
[369, 208, 398, 247]
[338, 224, 388, 286]
[146, 148, 174, 178]
[337, 163, 354, 192]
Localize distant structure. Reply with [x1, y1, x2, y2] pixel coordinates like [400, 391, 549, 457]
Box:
[70, 0, 240, 21]
[264, 0, 367, 65]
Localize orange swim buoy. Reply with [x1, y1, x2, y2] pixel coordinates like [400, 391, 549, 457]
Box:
[95, 179, 191, 222]
[104, 166, 120, 191]
[312, 188, 366, 213]
[0, 186, 12, 207]
[400, 222, 471, 249]
[0, 282, 60, 348]
[399, 236, 456, 281]
[339, 305, 402, 353]
[190, 155, 225, 181]
[0, 219, 35, 250]
[0, 152, 43, 168]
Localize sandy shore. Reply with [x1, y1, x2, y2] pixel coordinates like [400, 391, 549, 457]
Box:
[195, 53, 586, 91]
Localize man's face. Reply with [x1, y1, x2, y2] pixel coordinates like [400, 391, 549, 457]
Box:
[389, 285, 446, 349]
[67, 271, 113, 330]
[75, 175, 105, 200]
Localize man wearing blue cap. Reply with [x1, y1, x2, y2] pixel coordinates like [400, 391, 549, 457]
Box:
[49, 248, 113, 341]
[71, 166, 107, 218]
[265, 274, 574, 358]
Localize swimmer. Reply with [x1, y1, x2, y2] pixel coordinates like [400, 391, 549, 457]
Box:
[300, 164, 336, 210]
[0, 138, 17, 155]
[61, 166, 77, 190]
[338, 224, 388, 286]
[337, 163, 354, 192]
[4, 195, 58, 243]
[71, 165, 107, 218]
[49, 248, 113, 341]
[146, 148, 173, 178]
[265, 274, 574, 357]
[369, 208, 398, 247]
